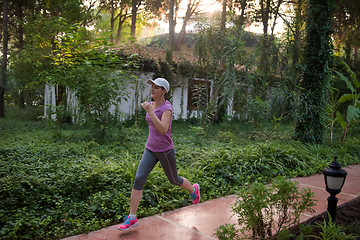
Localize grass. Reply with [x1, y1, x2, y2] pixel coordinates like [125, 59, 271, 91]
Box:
[1, 105, 359, 239]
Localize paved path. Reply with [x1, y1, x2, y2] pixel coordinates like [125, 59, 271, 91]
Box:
[63, 164, 360, 240]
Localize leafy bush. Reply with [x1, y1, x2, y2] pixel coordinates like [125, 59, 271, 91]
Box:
[215, 177, 315, 239]
[215, 223, 240, 240]
[214, 180, 358, 239]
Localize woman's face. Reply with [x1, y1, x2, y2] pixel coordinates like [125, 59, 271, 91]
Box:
[150, 84, 166, 99]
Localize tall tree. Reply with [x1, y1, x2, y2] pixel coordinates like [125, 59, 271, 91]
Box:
[287, 0, 306, 85]
[8, 0, 92, 111]
[293, 0, 304, 69]
[295, 0, 334, 143]
[259, 0, 271, 75]
[129, 0, 167, 41]
[249, 0, 284, 76]
[219, 0, 227, 73]
[115, 0, 131, 45]
[0, 0, 9, 118]
[168, 0, 182, 51]
[101, 0, 120, 43]
[15, 0, 26, 108]
[270, 0, 283, 35]
[176, 0, 200, 50]
[234, 0, 248, 27]
[168, 0, 176, 51]
[220, 0, 227, 30]
[130, 0, 142, 40]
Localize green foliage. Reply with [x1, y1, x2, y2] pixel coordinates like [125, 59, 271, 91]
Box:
[326, 58, 360, 143]
[8, 44, 51, 106]
[193, 20, 254, 125]
[214, 223, 240, 240]
[333, 67, 360, 121]
[309, 215, 359, 240]
[229, 177, 315, 239]
[214, 182, 358, 239]
[295, 0, 335, 144]
[276, 220, 358, 240]
[193, 17, 298, 129]
[7, 2, 93, 109]
[41, 22, 141, 140]
[1, 113, 360, 239]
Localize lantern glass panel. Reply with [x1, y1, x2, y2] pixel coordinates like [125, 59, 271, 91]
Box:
[326, 176, 345, 191]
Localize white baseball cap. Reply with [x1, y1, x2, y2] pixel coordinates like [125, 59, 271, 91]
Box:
[147, 78, 170, 93]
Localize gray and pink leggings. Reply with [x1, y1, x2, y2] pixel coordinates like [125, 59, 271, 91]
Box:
[133, 148, 184, 190]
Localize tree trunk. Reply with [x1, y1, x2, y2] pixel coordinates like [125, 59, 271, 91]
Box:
[169, 0, 176, 52]
[17, 0, 26, 109]
[215, 0, 228, 122]
[295, 0, 334, 144]
[261, 0, 271, 38]
[134, 79, 139, 126]
[176, 22, 187, 51]
[220, 0, 226, 30]
[0, 0, 9, 118]
[130, 0, 141, 40]
[110, 14, 115, 43]
[18, 2, 24, 50]
[219, 0, 227, 72]
[344, 42, 351, 63]
[340, 121, 350, 144]
[293, 0, 303, 84]
[259, 0, 271, 76]
[109, 0, 116, 43]
[176, 0, 199, 50]
[238, 0, 248, 27]
[115, 2, 130, 45]
[271, 0, 283, 35]
[116, 15, 126, 45]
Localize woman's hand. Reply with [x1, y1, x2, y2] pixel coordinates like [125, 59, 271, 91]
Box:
[141, 101, 154, 113]
[141, 101, 171, 135]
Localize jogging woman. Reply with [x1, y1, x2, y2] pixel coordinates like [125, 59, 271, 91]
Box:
[118, 77, 200, 231]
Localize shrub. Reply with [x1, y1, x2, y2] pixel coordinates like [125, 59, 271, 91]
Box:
[215, 177, 315, 239]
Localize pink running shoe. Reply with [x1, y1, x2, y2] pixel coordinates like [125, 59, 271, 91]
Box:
[189, 183, 200, 204]
[117, 215, 138, 231]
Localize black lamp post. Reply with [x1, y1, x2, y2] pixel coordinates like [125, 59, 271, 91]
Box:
[322, 156, 347, 222]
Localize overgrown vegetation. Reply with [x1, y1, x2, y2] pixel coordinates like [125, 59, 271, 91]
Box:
[215, 177, 315, 239]
[234, 177, 315, 239]
[295, 0, 335, 144]
[1, 106, 360, 239]
[214, 179, 359, 240]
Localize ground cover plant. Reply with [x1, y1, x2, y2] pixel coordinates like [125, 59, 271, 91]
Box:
[297, 198, 360, 240]
[0, 107, 360, 239]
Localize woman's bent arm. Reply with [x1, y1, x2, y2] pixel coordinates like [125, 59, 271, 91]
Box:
[141, 101, 171, 135]
[147, 110, 171, 135]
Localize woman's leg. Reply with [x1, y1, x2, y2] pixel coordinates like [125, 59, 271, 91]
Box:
[155, 149, 200, 204]
[155, 149, 194, 193]
[130, 188, 143, 215]
[131, 149, 158, 215]
[180, 177, 196, 193]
